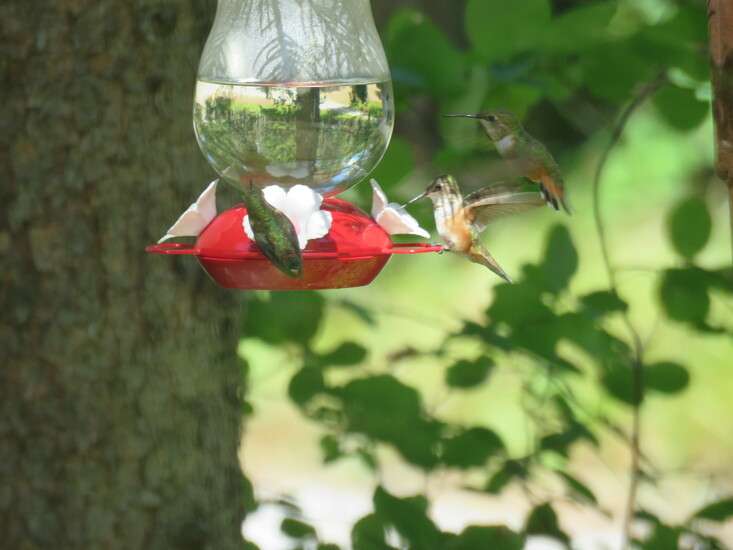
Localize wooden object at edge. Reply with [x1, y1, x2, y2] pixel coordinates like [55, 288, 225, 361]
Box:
[708, 0, 733, 260]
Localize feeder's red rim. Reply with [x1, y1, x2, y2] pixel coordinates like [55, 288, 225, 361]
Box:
[146, 242, 444, 260]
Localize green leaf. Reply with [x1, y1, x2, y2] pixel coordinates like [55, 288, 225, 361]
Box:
[373, 487, 445, 549]
[442, 427, 505, 469]
[581, 41, 657, 102]
[645, 362, 690, 395]
[368, 137, 415, 194]
[281, 518, 317, 539]
[447, 526, 524, 550]
[601, 362, 640, 405]
[317, 545, 341, 550]
[659, 268, 710, 325]
[654, 85, 709, 131]
[667, 197, 712, 260]
[288, 367, 325, 407]
[602, 361, 689, 404]
[338, 375, 442, 468]
[337, 299, 377, 326]
[316, 342, 368, 368]
[541, 1, 617, 54]
[580, 291, 628, 317]
[524, 502, 569, 543]
[693, 497, 733, 522]
[541, 422, 599, 456]
[642, 524, 680, 550]
[466, 0, 551, 62]
[387, 9, 466, 97]
[351, 514, 393, 550]
[557, 472, 598, 505]
[445, 357, 495, 389]
[243, 292, 324, 347]
[320, 434, 342, 463]
[542, 225, 578, 294]
[484, 460, 527, 494]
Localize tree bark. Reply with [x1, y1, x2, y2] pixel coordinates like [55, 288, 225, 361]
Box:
[1, 1, 248, 548]
[708, 0, 733, 260]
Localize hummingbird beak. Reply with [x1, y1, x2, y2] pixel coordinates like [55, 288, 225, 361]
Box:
[444, 113, 481, 119]
[405, 191, 427, 206]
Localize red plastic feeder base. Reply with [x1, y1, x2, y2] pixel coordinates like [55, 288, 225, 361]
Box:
[146, 198, 442, 290]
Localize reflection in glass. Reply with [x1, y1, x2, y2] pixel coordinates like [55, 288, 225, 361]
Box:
[194, 80, 394, 195]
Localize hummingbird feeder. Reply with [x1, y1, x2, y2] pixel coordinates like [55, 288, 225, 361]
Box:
[146, 0, 440, 290]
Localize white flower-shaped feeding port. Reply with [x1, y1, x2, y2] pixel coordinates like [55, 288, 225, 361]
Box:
[243, 185, 333, 250]
[370, 179, 430, 239]
[158, 179, 219, 243]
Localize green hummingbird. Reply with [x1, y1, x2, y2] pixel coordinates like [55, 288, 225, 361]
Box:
[445, 110, 570, 213]
[408, 175, 545, 283]
[239, 179, 303, 278]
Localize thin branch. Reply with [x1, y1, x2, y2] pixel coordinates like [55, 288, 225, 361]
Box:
[590, 73, 666, 550]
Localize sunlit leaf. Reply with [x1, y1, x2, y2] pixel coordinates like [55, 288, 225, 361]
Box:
[466, 0, 551, 61]
[288, 367, 325, 407]
[445, 357, 495, 389]
[442, 427, 505, 469]
[693, 497, 733, 522]
[243, 292, 324, 347]
[525, 502, 569, 543]
[667, 196, 712, 260]
[448, 526, 524, 550]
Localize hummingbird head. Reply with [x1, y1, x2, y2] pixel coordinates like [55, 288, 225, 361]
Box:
[424, 174, 461, 201]
[406, 175, 461, 207]
[445, 110, 520, 141]
[281, 250, 304, 278]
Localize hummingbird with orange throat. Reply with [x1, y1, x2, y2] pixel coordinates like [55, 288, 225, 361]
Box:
[408, 175, 545, 282]
[445, 110, 570, 213]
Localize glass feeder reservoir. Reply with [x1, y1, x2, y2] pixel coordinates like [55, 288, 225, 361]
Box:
[193, 0, 395, 196]
[147, 0, 441, 290]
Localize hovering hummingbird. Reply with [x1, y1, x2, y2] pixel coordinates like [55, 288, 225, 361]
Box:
[408, 175, 545, 283]
[239, 179, 303, 278]
[445, 110, 570, 213]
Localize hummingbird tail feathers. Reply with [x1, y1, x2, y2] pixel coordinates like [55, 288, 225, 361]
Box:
[539, 175, 571, 214]
[468, 245, 513, 283]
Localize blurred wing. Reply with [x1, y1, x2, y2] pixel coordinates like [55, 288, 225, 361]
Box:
[465, 185, 545, 232]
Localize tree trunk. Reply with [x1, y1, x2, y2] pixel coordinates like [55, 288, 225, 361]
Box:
[1, 1, 249, 548]
[708, 0, 733, 260]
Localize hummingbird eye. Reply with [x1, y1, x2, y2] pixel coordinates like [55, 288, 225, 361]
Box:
[486, 114, 497, 123]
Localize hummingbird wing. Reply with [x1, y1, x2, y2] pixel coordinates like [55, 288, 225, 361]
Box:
[464, 183, 545, 233]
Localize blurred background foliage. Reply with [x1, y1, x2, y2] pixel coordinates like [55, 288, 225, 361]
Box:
[233, 0, 733, 548]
